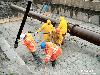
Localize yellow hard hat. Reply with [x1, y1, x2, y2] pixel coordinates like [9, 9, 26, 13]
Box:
[60, 16, 65, 20]
[26, 33, 32, 38]
[60, 16, 69, 23]
[20, 33, 26, 40]
[47, 20, 51, 24]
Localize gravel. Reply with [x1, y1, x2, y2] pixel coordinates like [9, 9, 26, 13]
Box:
[0, 17, 100, 75]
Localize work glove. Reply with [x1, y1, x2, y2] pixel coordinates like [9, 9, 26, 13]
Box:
[28, 31, 32, 33]
[35, 31, 38, 34]
[44, 58, 49, 64]
[17, 39, 21, 43]
[68, 29, 70, 32]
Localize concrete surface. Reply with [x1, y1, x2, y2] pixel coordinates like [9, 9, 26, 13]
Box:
[0, 17, 100, 75]
[0, 37, 34, 75]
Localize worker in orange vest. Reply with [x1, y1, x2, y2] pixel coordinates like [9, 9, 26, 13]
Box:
[51, 28, 63, 46]
[20, 32, 42, 65]
[40, 42, 62, 67]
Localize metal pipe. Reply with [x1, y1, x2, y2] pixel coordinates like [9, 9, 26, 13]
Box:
[11, 4, 58, 25]
[11, 4, 100, 46]
[69, 24, 100, 46]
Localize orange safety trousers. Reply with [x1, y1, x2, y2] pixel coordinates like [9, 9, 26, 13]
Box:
[50, 47, 62, 61]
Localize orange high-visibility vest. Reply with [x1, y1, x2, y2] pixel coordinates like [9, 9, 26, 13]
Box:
[45, 42, 62, 61]
[23, 38, 36, 53]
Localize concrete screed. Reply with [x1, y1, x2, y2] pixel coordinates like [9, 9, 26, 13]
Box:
[0, 18, 100, 75]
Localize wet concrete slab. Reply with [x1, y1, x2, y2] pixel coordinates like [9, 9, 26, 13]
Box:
[0, 37, 33, 75]
[0, 18, 100, 75]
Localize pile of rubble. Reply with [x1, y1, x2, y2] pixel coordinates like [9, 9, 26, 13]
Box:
[0, 0, 26, 19]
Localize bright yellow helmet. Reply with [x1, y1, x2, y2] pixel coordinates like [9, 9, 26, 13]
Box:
[60, 16, 68, 23]
[60, 16, 65, 20]
[26, 33, 33, 39]
[47, 20, 51, 24]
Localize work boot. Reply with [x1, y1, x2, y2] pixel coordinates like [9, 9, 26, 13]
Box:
[61, 41, 64, 45]
[96, 55, 100, 62]
[62, 34, 66, 45]
[32, 52, 42, 65]
[61, 39, 64, 45]
[51, 60, 56, 67]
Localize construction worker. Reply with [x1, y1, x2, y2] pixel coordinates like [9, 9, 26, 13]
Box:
[58, 16, 69, 45]
[20, 32, 42, 65]
[51, 28, 63, 46]
[40, 2, 51, 16]
[40, 42, 62, 67]
[42, 2, 49, 12]
[37, 20, 54, 42]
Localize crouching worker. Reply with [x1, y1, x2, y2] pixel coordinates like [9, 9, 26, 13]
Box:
[37, 20, 54, 42]
[51, 28, 63, 46]
[19, 32, 42, 65]
[40, 42, 62, 67]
